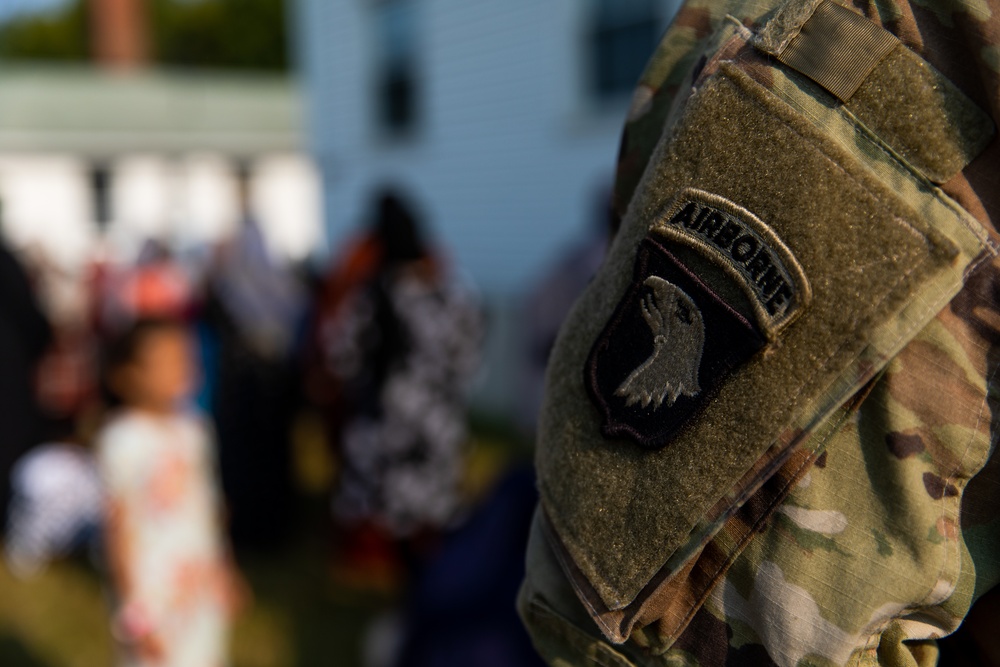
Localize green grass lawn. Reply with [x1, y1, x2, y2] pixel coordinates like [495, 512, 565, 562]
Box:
[0, 429, 521, 667]
[0, 499, 392, 667]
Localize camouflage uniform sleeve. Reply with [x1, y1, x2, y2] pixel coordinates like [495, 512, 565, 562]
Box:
[519, 0, 1000, 664]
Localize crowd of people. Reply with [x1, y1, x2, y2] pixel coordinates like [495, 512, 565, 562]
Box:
[0, 181, 517, 666]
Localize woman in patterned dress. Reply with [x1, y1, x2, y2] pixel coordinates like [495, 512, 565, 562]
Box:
[318, 190, 483, 578]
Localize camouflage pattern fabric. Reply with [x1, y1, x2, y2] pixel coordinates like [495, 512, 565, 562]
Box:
[519, 0, 1000, 664]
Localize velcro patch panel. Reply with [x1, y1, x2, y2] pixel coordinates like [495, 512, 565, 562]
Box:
[754, 0, 995, 183]
[536, 54, 989, 632]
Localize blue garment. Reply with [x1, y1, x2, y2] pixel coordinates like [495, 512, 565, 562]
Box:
[398, 465, 546, 667]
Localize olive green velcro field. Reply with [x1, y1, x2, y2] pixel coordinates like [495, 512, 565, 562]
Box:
[756, 0, 995, 183]
[846, 44, 996, 184]
[534, 57, 992, 626]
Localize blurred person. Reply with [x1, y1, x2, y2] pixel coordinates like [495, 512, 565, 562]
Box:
[303, 216, 383, 460]
[96, 318, 244, 667]
[0, 221, 53, 525]
[35, 324, 102, 436]
[4, 417, 102, 578]
[21, 245, 105, 444]
[99, 239, 195, 335]
[381, 188, 619, 667]
[320, 188, 483, 585]
[5, 248, 104, 578]
[204, 166, 305, 546]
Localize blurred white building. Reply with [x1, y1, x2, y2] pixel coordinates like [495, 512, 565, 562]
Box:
[296, 0, 680, 294]
[0, 65, 323, 272]
[296, 0, 680, 415]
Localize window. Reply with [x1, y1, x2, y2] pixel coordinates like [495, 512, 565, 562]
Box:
[588, 0, 662, 100]
[90, 163, 112, 229]
[374, 0, 419, 136]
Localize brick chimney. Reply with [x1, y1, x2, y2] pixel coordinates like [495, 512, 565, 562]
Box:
[89, 0, 149, 70]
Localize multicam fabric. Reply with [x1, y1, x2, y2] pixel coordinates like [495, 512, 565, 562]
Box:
[520, 0, 1000, 664]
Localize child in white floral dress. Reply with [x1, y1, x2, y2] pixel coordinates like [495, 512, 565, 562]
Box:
[97, 319, 243, 667]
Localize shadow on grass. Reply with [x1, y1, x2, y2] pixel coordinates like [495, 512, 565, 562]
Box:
[230, 495, 396, 667]
[0, 634, 54, 667]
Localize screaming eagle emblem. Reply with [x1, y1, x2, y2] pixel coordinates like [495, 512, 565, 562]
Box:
[584, 188, 810, 449]
[615, 276, 704, 410]
[586, 190, 807, 450]
[585, 189, 808, 450]
[586, 234, 772, 450]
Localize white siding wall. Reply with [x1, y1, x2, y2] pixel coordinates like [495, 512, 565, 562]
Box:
[299, 0, 677, 295]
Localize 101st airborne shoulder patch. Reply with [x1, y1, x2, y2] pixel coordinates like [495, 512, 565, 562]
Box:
[586, 188, 810, 450]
